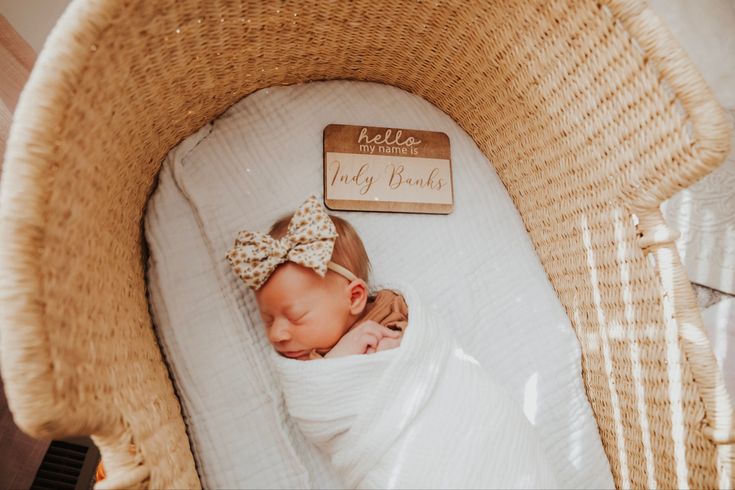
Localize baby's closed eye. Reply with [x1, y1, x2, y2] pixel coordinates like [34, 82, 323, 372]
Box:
[260, 308, 309, 326]
[292, 310, 310, 322]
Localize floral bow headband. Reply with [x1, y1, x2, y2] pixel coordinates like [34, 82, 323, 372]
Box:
[225, 194, 358, 290]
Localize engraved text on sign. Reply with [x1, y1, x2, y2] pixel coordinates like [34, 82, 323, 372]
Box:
[323, 124, 454, 214]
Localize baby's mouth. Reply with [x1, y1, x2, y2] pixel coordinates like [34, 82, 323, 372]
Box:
[279, 349, 307, 359]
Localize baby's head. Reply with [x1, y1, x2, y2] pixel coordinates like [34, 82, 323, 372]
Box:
[256, 214, 371, 359]
[226, 196, 372, 360]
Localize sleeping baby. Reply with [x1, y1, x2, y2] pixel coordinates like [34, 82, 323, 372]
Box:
[225, 194, 407, 361]
[226, 194, 558, 489]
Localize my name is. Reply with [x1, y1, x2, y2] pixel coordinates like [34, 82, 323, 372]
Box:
[357, 127, 422, 155]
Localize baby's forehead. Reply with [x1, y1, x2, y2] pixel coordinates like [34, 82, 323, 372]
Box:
[255, 282, 322, 313]
[258, 300, 304, 315]
[254, 262, 332, 309]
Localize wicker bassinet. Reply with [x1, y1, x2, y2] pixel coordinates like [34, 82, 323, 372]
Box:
[1, 0, 733, 488]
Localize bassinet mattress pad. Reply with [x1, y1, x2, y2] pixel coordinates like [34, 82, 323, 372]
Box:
[144, 80, 615, 489]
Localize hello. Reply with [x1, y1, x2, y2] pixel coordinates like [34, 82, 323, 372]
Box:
[358, 127, 422, 148]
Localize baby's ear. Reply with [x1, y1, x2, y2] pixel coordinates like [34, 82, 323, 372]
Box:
[347, 279, 369, 315]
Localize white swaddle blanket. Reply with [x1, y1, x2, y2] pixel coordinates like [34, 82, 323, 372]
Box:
[273, 281, 558, 489]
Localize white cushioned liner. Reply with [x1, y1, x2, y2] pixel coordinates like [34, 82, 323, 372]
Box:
[144, 80, 614, 489]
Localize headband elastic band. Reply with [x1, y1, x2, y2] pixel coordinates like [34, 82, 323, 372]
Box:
[327, 261, 358, 282]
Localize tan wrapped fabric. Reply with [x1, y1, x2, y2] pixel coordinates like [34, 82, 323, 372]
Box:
[358, 289, 410, 332]
[0, 0, 733, 488]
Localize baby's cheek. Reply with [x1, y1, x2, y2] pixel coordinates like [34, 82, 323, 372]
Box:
[305, 321, 343, 347]
[322, 323, 349, 348]
[326, 325, 349, 347]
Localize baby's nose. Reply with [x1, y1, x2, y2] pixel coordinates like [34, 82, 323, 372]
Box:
[268, 318, 292, 343]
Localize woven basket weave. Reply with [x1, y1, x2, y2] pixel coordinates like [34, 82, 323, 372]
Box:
[1, 0, 733, 488]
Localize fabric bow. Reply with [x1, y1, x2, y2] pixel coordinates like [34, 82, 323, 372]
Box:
[226, 194, 338, 290]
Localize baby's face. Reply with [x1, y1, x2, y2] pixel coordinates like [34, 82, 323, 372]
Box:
[255, 262, 355, 360]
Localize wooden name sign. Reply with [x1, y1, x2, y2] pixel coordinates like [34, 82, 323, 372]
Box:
[323, 124, 454, 214]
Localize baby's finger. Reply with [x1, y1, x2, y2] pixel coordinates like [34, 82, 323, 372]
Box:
[360, 333, 380, 353]
[377, 337, 401, 352]
[358, 320, 382, 331]
[360, 322, 386, 337]
[362, 322, 400, 339]
[381, 326, 402, 338]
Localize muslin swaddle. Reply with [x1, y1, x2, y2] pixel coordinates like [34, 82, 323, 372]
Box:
[273, 280, 558, 489]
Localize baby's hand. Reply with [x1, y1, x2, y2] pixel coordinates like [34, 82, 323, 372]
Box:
[375, 335, 402, 353]
[325, 320, 401, 359]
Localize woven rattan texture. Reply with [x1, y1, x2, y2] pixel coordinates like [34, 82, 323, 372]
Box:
[0, 0, 732, 488]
